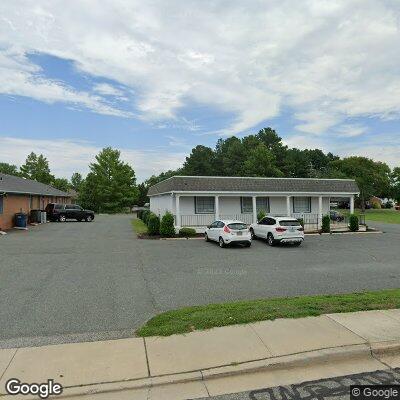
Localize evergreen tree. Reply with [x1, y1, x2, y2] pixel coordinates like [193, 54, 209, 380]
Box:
[182, 145, 215, 176]
[0, 162, 20, 176]
[20, 152, 54, 184]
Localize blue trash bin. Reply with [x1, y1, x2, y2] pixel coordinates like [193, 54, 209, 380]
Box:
[15, 213, 28, 228]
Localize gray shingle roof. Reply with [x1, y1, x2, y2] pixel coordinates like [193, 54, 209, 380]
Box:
[0, 173, 70, 197]
[148, 176, 359, 196]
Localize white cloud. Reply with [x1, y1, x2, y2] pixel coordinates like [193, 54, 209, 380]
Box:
[92, 83, 125, 98]
[0, 0, 399, 138]
[0, 136, 185, 182]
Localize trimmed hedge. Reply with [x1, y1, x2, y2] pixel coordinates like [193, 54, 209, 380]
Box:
[160, 211, 176, 237]
[179, 227, 197, 237]
[147, 213, 160, 235]
[349, 214, 359, 232]
[321, 215, 330, 233]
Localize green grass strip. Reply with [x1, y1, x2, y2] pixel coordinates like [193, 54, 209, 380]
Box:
[131, 218, 148, 234]
[136, 289, 400, 337]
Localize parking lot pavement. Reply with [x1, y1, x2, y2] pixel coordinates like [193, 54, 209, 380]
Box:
[1, 215, 400, 347]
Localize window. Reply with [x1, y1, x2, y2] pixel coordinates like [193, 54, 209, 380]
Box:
[195, 197, 215, 214]
[265, 217, 276, 225]
[256, 197, 270, 213]
[240, 197, 253, 213]
[0, 195, 3, 214]
[293, 197, 311, 213]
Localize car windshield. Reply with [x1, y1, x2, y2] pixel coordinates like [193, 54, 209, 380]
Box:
[279, 220, 301, 226]
[227, 223, 247, 230]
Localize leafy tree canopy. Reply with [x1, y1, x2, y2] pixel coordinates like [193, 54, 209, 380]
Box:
[78, 147, 138, 213]
[0, 162, 20, 176]
[20, 152, 54, 184]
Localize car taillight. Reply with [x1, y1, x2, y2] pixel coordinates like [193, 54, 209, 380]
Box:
[275, 227, 287, 233]
[223, 225, 231, 233]
[297, 227, 304, 231]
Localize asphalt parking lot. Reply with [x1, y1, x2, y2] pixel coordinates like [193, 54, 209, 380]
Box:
[1, 214, 400, 348]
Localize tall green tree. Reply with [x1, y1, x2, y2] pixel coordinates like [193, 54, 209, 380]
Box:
[71, 172, 84, 192]
[79, 147, 138, 213]
[182, 145, 215, 176]
[256, 128, 288, 169]
[20, 152, 54, 184]
[329, 157, 391, 211]
[136, 183, 149, 206]
[241, 144, 283, 177]
[391, 167, 400, 203]
[52, 178, 71, 192]
[0, 162, 20, 176]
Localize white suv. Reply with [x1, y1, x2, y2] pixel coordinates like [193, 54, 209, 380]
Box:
[250, 216, 304, 246]
[205, 220, 252, 248]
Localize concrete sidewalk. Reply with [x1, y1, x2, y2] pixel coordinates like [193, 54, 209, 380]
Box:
[1, 309, 400, 399]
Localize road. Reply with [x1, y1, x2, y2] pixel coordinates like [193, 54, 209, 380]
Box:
[205, 368, 400, 400]
[1, 215, 400, 347]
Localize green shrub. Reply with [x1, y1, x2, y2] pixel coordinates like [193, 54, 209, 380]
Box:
[349, 214, 359, 232]
[147, 213, 160, 235]
[179, 227, 197, 237]
[372, 202, 381, 209]
[160, 211, 176, 237]
[257, 209, 266, 221]
[142, 210, 150, 224]
[321, 214, 330, 233]
[297, 218, 304, 227]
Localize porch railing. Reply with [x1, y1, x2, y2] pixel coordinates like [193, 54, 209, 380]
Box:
[220, 214, 254, 224]
[180, 214, 215, 227]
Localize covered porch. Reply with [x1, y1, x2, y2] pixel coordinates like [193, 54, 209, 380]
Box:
[173, 193, 355, 232]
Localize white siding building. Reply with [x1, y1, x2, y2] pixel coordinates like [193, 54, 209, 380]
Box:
[148, 176, 359, 230]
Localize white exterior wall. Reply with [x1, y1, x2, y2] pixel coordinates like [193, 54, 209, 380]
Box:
[151, 193, 334, 221]
[149, 194, 173, 216]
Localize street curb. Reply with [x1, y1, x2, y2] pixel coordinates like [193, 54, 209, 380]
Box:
[30, 342, 395, 399]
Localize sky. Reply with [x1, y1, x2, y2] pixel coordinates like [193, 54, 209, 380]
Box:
[0, 0, 399, 182]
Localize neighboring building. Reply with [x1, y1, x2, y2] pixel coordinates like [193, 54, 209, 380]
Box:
[0, 173, 71, 231]
[148, 176, 359, 229]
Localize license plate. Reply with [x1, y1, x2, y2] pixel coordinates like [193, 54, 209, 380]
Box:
[237, 231, 242, 236]
[289, 227, 295, 232]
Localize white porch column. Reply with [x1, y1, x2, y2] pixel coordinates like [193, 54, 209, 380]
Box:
[286, 196, 291, 217]
[252, 196, 257, 223]
[215, 195, 219, 220]
[318, 195, 323, 228]
[350, 195, 354, 214]
[175, 194, 181, 227]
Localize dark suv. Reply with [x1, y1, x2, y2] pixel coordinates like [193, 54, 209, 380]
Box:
[45, 203, 95, 222]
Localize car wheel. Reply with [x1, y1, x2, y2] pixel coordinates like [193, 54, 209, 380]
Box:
[250, 228, 256, 239]
[267, 233, 276, 246]
[58, 214, 66, 222]
[245, 241, 251, 247]
[85, 215, 93, 222]
[293, 242, 302, 247]
[219, 237, 225, 248]
[205, 233, 210, 242]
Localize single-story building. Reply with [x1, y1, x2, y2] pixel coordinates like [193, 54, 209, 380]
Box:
[148, 176, 359, 230]
[0, 173, 71, 231]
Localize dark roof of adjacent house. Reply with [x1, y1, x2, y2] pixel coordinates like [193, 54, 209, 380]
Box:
[0, 173, 70, 197]
[148, 176, 359, 196]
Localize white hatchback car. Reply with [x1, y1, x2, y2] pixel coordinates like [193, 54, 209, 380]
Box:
[205, 220, 252, 248]
[250, 216, 304, 246]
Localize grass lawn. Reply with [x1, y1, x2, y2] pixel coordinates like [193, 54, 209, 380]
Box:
[342, 209, 400, 224]
[131, 218, 148, 234]
[136, 289, 400, 337]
